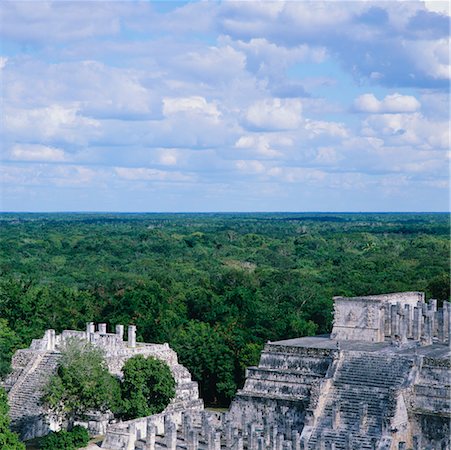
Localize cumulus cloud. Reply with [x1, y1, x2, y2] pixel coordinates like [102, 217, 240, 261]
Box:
[9, 144, 66, 162]
[353, 93, 421, 113]
[163, 96, 221, 121]
[244, 98, 302, 131]
[114, 167, 194, 182]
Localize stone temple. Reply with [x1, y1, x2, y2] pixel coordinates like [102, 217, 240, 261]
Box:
[4, 292, 451, 449]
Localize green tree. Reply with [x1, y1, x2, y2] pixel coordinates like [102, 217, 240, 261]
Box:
[119, 355, 175, 420]
[0, 387, 25, 450]
[0, 319, 21, 380]
[172, 321, 236, 404]
[42, 339, 121, 427]
[39, 426, 89, 450]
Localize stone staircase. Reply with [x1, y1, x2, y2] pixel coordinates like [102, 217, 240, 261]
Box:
[304, 353, 415, 449]
[7, 351, 60, 438]
[230, 344, 334, 429]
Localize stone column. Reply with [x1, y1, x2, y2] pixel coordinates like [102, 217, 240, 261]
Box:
[145, 421, 156, 450]
[187, 429, 198, 450]
[86, 322, 94, 340]
[437, 308, 445, 343]
[412, 435, 421, 450]
[399, 309, 408, 344]
[445, 302, 451, 343]
[248, 423, 257, 450]
[291, 431, 301, 450]
[213, 432, 221, 450]
[270, 425, 278, 450]
[258, 437, 266, 450]
[398, 442, 406, 450]
[128, 325, 136, 348]
[359, 403, 368, 432]
[127, 424, 136, 450]
[116, 324, 124, 340]
[404, 304, 411, 339]
[98, 323, 107, 334]
[332, 403, 340, 430]
[45, 329, 56, 351]
[276, 432, 284, 450]
[165, 421, 177, 450]
[235, 436, 244, 450]
[390, 304, 399, 338]
[412, 307, 421, 341]
[423, 313, 433, 345]
[383, 304, 391, 337]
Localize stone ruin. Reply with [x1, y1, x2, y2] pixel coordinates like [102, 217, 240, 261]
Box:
[2, 323, 203, 440]
[4, 292, 451, 449]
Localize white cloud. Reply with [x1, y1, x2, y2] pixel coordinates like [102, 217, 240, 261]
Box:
[245, 98, 302, 130]
[4, 105, 100, 143]
[114, 167, 193, 182]
[235, 134, 292, 158]
[9, 144, 66, 162]
[354, 93, 421, 114]
[163, 96, 221, 121]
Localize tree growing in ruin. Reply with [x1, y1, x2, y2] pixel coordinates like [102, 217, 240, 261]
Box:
[42, 339, 121, 428]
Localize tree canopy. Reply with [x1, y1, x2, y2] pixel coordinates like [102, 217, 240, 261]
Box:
[119, 355, 175, 420]
[0, 387, 25, 450]
[42, 340, 121, 427]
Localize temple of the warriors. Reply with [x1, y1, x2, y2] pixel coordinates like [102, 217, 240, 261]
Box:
[4, 292, 451, 449]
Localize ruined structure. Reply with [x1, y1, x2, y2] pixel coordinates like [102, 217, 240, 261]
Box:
[100, 292, 450, 450]
[3, 324, 203, 440]
[4, 292, 450, 449]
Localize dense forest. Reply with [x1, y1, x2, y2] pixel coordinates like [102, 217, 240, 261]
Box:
[0, 213, 449, 406]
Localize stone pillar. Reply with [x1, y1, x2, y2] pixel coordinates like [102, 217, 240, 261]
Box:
[248, 423, 257, 450]
[258, 437, 266, 450]
[127, 423, 136, 450]
[45, 329, 56, 351]
[86, 322, 94, 340]
[384, 304, 391, 337]
[187, 429, 198, 450]
[412, 435, 421, 450]
[116, 324, 124, 340]
[332, 404, 340, 430]
[412, 307, 421, 341]
[437, 308, 445, 343]
[291, 431, 300, 450]
[404, 304, 411, 338]
[128, 325, 136, 348]
[423, 313, 433, 345]
[182, 412, 192, 440]
[235, 436, 244, 450]
[98, 323, 107, 334]
[276, 432, 284, 450]
[398, 442, 406, 450]
[285, 418, 293, 437]
[145, 421, 156, 450]
[359, 403, 368, 432]
[390, 304, 398, 338]
[213, 432, 221, 450]
[445, 302, 451, 343]
[270, 425, 278, 450]
[399, 309, 408, 344]
[165, 421, 177, 450]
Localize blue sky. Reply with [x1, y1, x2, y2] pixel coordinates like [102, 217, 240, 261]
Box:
[1, 0, 449, 212]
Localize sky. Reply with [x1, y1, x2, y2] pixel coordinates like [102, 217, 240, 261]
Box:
[0, 0, 450, 212]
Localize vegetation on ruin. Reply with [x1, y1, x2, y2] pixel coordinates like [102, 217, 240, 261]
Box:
[43, 340, 121, 426]
[118, 355, 175, 420]
[0, 387, 26, 449]
[1, 212, 449, 406]
[38, 425, 89, 450]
